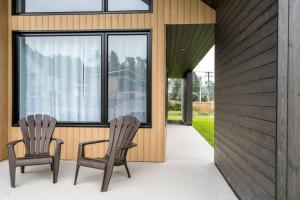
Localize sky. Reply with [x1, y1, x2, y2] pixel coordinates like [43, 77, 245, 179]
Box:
[194, 46, 215, 73]
[194, 46, 215, 83]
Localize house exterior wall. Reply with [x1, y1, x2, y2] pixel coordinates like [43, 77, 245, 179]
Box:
[214, 0, 278, 199]
[277, 0, 300, 199]
[5, 0, 215, 161]
[0, 0, 8, 161]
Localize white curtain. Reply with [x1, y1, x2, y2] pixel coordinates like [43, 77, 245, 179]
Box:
[19, 35, 102, 122]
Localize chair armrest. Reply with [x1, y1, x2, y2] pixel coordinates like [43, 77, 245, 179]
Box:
[52, 138, 64, 160]
[79, 140, 109, 147]
[117, 143, 137, 151]
[77, 140, 109, 159]
[7, 140, 24, 148]
[52, 138, 64, 145]
[6, 140, 24, 160]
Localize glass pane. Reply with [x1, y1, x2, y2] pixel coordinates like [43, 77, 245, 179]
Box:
[18, 35, 102, 122]
[16, 0, 102, 13]
[108, 35, 148, 122]
[108, 0, 150, 11]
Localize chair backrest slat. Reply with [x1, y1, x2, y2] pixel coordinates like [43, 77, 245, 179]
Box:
[106, 116, 141, 161]
[19, 114, 57, 156]
[119, 118, 140, 160]
[116, 117, 131, 149]
[35, 114, 42, 154]
[27, 115, 35, 155]
[111, 118, 124, 155]
[44, 118, 56, 153]
[19, 118, 30, 155]
[116, 117, 133, 159]
[107, 118, 117, 155]
[41, 115, 50, 153]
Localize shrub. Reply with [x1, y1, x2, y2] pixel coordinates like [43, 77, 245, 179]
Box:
[168, 100, 181, 111]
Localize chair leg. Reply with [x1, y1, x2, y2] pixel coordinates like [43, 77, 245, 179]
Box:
[124, 162, 131, 178]
[101, 164, 114, 192]
[9, 163, 16, 188]
[53, 160, 60, 184]
[74, 164, 80, 185]
[21, 166, 25, 174]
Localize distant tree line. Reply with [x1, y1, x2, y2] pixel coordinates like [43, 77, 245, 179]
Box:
[168, 72, 214, 103]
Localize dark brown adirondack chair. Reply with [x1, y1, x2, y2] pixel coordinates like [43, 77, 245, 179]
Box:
[6, 114, 64, 187]
[74, 115, 141, 192]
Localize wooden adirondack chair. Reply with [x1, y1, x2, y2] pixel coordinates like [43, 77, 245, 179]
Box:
[74, 115, 141, 192]
[7, 114, 64, 187]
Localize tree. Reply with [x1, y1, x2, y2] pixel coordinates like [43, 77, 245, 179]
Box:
[136, 56, 146, 78]
[201, 83, 215, 102]
[169, 79, 181, 101]
[192, 72, 200, 102]
[124, 57, 136, 71]
[109, 51, 120, 72]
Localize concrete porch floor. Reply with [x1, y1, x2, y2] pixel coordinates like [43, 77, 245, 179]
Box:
[0, 125, 237, 200]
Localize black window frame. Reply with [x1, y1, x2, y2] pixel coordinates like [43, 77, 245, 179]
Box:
[12, 0, 153, 15]
[12, 30, 152, 128]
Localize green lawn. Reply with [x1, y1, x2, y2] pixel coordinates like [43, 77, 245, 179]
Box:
[168, 111, 182, 120]
[192, 116, 214, 147]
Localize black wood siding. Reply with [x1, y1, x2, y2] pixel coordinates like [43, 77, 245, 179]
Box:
[277, 0, 300, 199]
[214, 0, 278, 199]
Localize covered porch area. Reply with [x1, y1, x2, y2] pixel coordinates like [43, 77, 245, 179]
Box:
[0, 125, 236, 200]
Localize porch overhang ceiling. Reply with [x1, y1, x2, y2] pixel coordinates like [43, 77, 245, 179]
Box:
[166, 24, 215, 78]
[201, 0, 220, 9]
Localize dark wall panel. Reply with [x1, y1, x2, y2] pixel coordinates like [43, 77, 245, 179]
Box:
[214, 0, 278, 199]
[182, 71, 193, 125]
[277, 0, 300, 199]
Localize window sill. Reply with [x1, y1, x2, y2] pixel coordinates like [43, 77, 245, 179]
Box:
[12, 10, 153, 16]
[12, 122, 152, 129]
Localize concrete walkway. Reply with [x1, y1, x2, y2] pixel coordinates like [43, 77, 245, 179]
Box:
[0, 125, 237, 200]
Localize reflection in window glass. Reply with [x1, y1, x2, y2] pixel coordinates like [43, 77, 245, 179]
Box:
[108, 35, 148, 122]
[16, 0, 102, 13]
[18, 35, 102, 122]
[108, 0, 151, 11]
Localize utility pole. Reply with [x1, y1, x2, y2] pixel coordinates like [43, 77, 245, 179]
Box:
[204, 72, 214, 101]
[199, 76, 202, 102]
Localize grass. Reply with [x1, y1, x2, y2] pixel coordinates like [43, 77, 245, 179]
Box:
[168, 111, 182, 120]
[192, 116, 214, 147]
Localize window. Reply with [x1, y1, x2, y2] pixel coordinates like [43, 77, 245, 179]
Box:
[13, 0, 152, 14]
[108, 0, 151, 12]
[13, 31, 151, 126]
[108, 34, 148, 122]
[16, 34, 102, 123]
[13, 0, 103, 14]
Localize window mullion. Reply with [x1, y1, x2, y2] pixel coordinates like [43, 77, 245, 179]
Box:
[101, 33, 108, 124]
[104, 0, 108, 12]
